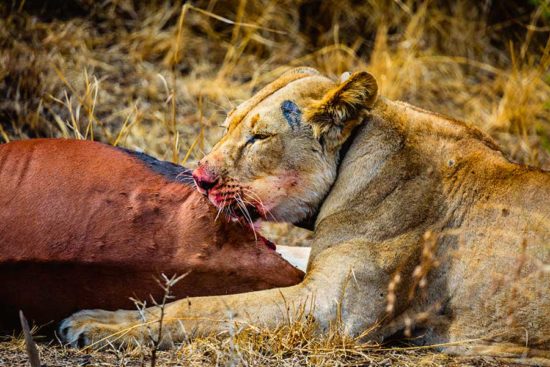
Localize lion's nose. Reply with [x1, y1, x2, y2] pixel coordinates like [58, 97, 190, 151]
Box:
[192, 167, 219, 195]
[195, 175, 218, 192]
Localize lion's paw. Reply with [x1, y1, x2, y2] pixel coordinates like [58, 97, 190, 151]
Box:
[59, 309, 139, 349]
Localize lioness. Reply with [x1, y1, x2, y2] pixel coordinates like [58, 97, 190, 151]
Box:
[60, 68, 550, 362]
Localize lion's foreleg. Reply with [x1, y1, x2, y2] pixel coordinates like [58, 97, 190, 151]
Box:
[59, 238, 417, 349]
[59, 281, 324, 349]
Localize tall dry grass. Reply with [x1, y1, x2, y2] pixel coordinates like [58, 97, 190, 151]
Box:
[1, 0, 549, 166]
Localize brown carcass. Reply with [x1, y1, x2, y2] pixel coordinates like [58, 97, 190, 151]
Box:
[0, 139, 303, 331]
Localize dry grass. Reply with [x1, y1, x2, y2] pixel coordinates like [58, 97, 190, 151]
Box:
[1, 0, 549, 365]
[0, 319, 526, 367]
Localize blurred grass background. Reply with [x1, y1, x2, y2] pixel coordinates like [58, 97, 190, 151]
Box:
[1, 0, 549, 167]
[0, 0, 549, 365]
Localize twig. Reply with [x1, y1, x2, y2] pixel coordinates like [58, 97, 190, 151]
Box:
[133, 272, 189, 367]
[19, 310, 41, 367]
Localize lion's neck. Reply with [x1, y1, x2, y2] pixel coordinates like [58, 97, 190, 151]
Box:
[311, 98, 511, 256]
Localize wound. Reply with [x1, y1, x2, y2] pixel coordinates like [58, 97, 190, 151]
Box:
[281, 100, 302, 130]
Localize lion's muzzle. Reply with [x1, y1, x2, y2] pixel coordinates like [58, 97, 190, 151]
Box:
[192, 165, 220, 195]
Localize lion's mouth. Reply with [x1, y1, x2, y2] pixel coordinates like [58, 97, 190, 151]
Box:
[208, 195, 275, 250]
[206, 189, 265, 223]
[213, 199, 263, 224]
[196, 181, 276, 250]
[228, 203, 263, 223]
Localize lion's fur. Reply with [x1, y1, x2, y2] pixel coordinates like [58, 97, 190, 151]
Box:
[61, 68, 550, 363]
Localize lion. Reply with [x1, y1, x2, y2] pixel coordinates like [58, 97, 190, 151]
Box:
[60, 68, 550, 363]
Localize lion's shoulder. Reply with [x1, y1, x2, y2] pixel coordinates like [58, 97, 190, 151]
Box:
[386, 99, 501, 152]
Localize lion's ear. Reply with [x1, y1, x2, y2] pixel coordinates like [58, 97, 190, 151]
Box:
[305, 71, 378, 149]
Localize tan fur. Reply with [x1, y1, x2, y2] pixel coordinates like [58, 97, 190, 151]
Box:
[60, 69, 550, 363]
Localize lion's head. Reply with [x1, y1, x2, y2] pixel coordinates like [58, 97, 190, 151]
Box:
[192, 67, 378, 224]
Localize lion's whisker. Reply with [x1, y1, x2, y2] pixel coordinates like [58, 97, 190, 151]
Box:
[214, 194, 228, 221]
[235, 194, 257, 241]
[242, 187, 277, 221]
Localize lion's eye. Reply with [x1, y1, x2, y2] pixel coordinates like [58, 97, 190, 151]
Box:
[246, 134, 270, 145]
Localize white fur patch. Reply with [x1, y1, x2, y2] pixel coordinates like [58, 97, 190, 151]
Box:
[339, 71, 351, 83]
[276, 245, 311, 272]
